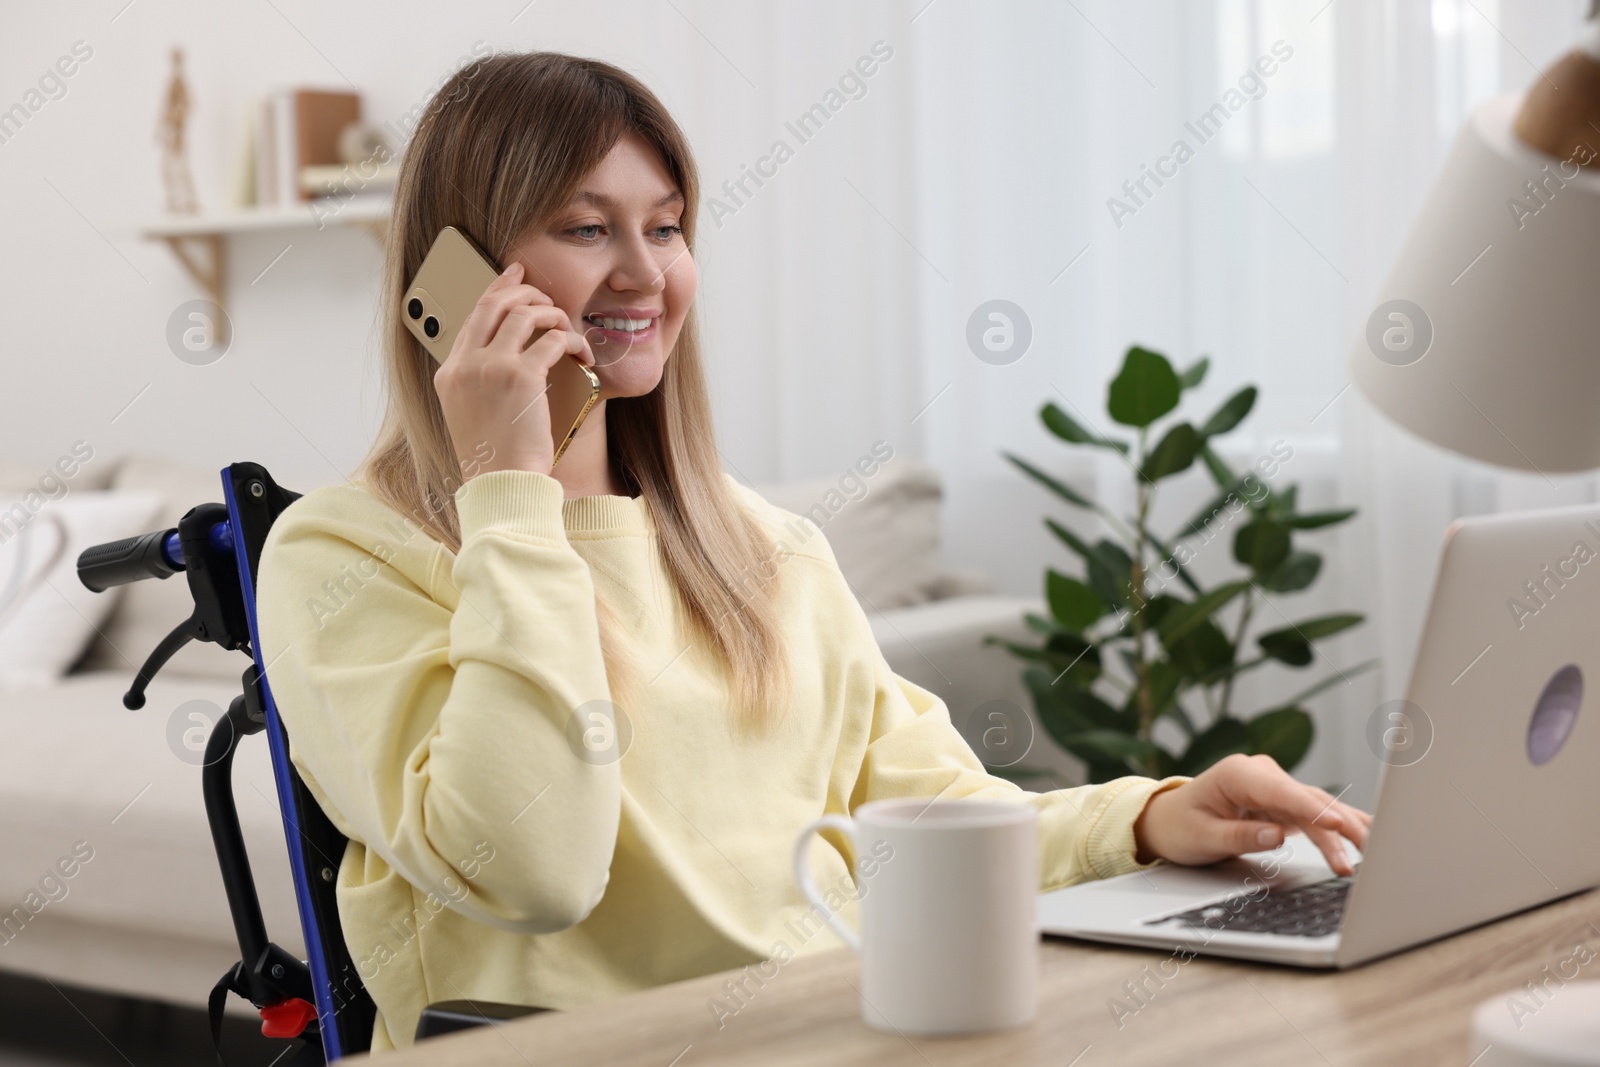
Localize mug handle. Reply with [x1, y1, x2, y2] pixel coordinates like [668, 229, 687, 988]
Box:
[791, 814, 862, 952]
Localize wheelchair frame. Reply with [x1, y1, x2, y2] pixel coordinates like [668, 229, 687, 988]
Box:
[76, 461, 545, 1064]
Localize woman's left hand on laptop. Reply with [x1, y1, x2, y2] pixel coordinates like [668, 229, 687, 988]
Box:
[1132, 754, 1370, 876]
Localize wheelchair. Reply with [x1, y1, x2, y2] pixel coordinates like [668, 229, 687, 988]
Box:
[76, 461, 550, 1064]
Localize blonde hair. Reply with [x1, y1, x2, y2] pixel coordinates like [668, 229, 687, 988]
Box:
[356, 51, 791, 733]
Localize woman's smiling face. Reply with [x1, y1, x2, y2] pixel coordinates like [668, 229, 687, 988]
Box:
[504, 131, 696, 401]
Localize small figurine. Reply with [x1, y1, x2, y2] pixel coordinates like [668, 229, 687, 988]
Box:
[157, 46, 198, 214]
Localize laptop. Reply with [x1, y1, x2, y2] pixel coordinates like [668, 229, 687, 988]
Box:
[1037, 501, 1600, 968]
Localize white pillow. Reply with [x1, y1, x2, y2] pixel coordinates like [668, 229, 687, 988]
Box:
[0, 490, 163, 691]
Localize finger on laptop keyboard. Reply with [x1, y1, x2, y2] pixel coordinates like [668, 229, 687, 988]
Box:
[1226, 757, 1362, 873]
[1310, 794, 1369, 846]
[1326, 802, 1370, 849]
[1299, 822, 1357, 876]
[1308, 787, 1373, 835]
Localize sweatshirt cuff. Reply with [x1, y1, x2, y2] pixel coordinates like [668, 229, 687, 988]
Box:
[455, 469, 568, 543]
[1083, 774, 1192, 880]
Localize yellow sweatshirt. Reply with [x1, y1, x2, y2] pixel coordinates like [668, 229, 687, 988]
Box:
[255, 468, 1186, 1052]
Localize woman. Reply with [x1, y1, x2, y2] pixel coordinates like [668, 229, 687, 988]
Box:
[257, 50, 1369, 1052]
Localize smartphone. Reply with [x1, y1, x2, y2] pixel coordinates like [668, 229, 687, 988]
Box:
[401, 225, 601, 469]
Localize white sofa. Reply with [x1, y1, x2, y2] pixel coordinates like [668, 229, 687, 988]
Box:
[0, 454, 1047, 1016]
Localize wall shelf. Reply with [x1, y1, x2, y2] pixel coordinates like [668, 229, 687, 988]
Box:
[137, 196, 390, 309]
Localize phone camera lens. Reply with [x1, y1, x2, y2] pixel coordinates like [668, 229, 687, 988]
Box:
[423, 316, 440, 339]
[407, 298, 424, 320]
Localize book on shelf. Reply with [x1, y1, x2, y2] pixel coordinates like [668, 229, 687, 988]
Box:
[229, 99, 256, 209]
[251, 87, 363, 207]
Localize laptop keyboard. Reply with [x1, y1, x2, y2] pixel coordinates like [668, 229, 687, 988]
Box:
[1145, 874, 1355, 938]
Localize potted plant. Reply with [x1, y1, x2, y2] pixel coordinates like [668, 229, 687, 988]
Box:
[988, 345, 1375, 785]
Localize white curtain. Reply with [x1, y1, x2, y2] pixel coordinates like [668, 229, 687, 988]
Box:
[679, 0, 1592, 804]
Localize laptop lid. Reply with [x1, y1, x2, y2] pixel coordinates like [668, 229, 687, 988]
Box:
[1336, 502, 1600, 966]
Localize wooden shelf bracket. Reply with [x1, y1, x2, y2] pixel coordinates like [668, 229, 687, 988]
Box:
[159, 233, 226, 308]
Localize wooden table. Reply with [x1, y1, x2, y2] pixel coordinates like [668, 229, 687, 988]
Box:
[357, 889, 1600, 1066]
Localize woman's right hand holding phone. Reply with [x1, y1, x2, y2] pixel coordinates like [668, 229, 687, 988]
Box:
[433, 260, 596, 481]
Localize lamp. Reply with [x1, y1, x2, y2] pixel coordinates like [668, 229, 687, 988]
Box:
[1348, 23, 1600, 473]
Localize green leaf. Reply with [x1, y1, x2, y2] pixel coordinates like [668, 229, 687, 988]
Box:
[1178, 716, 1252, 776]
[1039, 403, 1094, 445]
[1004, 452, 1098, 512]
[1234, 521, 1291, 573]
[987, 636, 1056, 666]
[1199, 386, 1257, 438]
[1040, 404, 1130, 455]
[1047, 571, 1108, 632]
[1140, 594, 1180, 631]
[1046, 520, 1135, 608]
[1155, 581, 1251, 645]
[1083, 761, 1136, 784]
[1107, 346, 1181, 428]
[1046, 517, 1098, 562]
[1140, 422, 1203, 481]
[1115, 593, 1178, 639]
[1280, 508, 1358, 530]
[1265, 484, 1299, 518]
[1096, 538, 1135, 580]
[988, 634, 1101, 684]
[1200, 443, 1237, 488]
[1022, 667, 1093, 746]
[1063, 728, 1165, 767]
[1259, 638, 1313, 667]
[1165, 699, 1200, 737]
[1259, 549, 1321, 593]
[1165, 618, 1236, 678]
[1175, 475, 1254, 539]
[1064, 692, 1137, 735]
[1178, 356, 1210, 390]
[1045, 632, 1103, 684]
[1147, 747, 1180, 778]
[1187, 654, 1270, 690]
[1087, 537, 1136, 608]
[1143, 528, 1203, 596]
[1284, 613, 1365, 641]
[1122, 659, 1185, 725]
[1024, 668, 1126, 744]
[1248, 707, 1315, 771]
[1053, 723, 1178, 778]
[1021, 612, 1062, 636]
[1257, 613, 1365, 667]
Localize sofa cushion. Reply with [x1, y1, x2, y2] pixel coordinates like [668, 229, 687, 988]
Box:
[0, 490, 163, 691]
[78, 456, 244, 680]
[752, 458, 990, 610]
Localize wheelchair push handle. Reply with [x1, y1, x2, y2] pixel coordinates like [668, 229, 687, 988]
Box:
[76, 520, 235, 593]
[76, 528, 184, 591]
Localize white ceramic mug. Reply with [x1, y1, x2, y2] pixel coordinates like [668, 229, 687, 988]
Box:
[791, 796, 1039, 1036]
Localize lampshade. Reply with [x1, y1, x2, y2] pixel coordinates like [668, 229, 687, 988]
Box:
[1349, 94, 1600, 473]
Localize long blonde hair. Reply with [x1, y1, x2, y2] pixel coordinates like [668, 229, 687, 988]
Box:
[356, 51, 791, 733]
